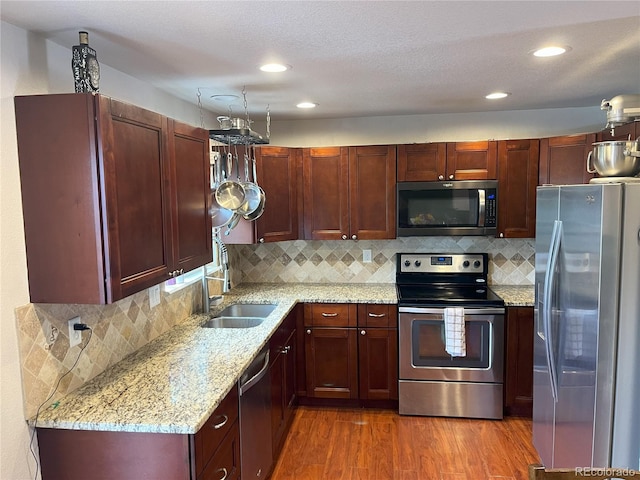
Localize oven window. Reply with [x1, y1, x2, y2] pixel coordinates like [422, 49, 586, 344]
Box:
[398, 189, 479, 229]
[411, 319, 490, 368]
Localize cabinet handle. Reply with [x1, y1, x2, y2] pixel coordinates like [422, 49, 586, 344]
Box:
[341, 234, 347, 240]
[438, 174, 444, 180]
[360, 329, 366, 336]
[279, 345, 291, 354]
[306, 329, 312, 335]
[368, 313, 386, 318]
[351, 234, 357, 240]
[321, 312, 338, 317]
[212, 414, 229, 430]
[215, 467, 228, 480]
[449, 174, 454, 180]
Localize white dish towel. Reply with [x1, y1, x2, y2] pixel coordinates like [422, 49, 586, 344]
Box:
[444, 307, 466, 357]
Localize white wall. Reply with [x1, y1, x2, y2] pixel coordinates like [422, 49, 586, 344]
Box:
[0, 19, 607, 480]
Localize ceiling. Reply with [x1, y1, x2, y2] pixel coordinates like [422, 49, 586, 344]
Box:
[1, 1, 639, 121]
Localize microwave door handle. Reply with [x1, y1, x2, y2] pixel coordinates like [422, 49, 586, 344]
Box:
[477, 189, 486, 227]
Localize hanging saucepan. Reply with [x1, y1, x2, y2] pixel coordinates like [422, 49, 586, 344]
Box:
[209, 151, 233, 228]
[586, 138, 640, 177]
[215, 152, 246, 210]
[217, 116, 232, 130]
[234, 152, 262, 216]
[243, 147, 266, 221]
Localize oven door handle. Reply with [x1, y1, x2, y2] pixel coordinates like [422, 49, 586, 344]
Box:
[398, 306, 505, 316]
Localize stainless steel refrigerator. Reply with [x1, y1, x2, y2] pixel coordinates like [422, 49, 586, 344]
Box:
[534, 181, 640, 470]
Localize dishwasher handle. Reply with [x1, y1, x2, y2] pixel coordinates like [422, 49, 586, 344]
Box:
[239, 350, 270, 396]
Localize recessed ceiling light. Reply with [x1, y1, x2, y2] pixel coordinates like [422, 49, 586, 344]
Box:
[533, 46, 570, 57]
[259, 63, 291, 73]
[210, 94, 240, 102]
[296, 102, 318, 109]
[485, 92, 510, 100]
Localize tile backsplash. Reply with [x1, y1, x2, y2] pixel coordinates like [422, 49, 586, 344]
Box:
[15, 282, 201, 419]
[229, 237, 535, 286]
[16, 235, 533, 419]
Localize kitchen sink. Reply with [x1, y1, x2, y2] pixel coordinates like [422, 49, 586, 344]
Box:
[201, 303, 277, 328]
[202, 316, 266, 329]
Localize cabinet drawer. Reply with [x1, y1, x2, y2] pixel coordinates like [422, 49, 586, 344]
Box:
[194, 385, 239, 476]
[357, 304, 397, 327]
[199, 422, 241, 480]
[304, 304, 356, 327]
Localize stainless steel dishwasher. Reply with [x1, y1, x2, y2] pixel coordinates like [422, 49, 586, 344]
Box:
[238, 345, 273, 479]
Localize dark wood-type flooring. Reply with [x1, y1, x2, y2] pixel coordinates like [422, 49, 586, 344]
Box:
[271, 406, 540, 480]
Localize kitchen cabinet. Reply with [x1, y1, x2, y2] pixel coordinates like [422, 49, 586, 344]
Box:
[504, 307, 534, 417]
[302, 303, 398, 403]
[14, 93, 211, 304]
[597, 120, 638, 141]
[270, 306, 298, 460]
[303, 303, 359, 399]
[224, 146, 301, 244]
[496, 139, 539, 238]
[302, 145, 396, 240]
[398, 141, 497, 181]
[357, 304, 398, 401]
[539, 134, 596, 185]
[36, 385, 240, 480]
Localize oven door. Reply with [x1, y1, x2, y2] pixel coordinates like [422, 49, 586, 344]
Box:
[399, 306, 504, 383]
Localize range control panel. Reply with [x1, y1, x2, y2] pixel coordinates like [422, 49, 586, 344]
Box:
[397, 253, 486, 274]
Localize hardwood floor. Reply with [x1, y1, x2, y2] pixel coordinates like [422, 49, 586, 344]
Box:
[271, 406, 540, 480]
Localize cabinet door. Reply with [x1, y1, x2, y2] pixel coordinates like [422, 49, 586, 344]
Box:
[539, 134, 595, 185]
[199, 425, 241, 480]
[504, 307, 534, 417]
[597, 121, 638, 141]
[302, 147, 349, 239]
[256, 146, 300, 243]
[397, 143, 447, 181]
[497, 139, 539, 238]
[98, 96, 173, 301]
[270, 330, 296, 460]
[349, 145, 397, 240]
[305, 327, 358, 399]
[446, 141, 498, 180]
[168, 119, 212, 274]
[358, 327, 398, 400]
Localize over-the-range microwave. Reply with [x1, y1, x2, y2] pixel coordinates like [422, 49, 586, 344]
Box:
[397, 179, 498, 236]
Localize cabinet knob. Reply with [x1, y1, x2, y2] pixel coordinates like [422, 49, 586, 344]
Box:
[341, 234, 347, 240]
[360, 329, 366, 336]
[351, 234, 357, 240]
[500, 232, 504, 238]
[306, 329, 312, 335]
[259, 238, 265, 243]
[449, 174, 454, 180]
[438, 174, 444, 180]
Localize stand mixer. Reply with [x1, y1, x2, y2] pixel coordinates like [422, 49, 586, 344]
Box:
[601, 94, 640, 135]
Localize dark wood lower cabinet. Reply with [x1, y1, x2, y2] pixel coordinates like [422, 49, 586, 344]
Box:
[358, 327, 398, 400]
[504, 306, 534, 417]
[37, 386, 240, 480]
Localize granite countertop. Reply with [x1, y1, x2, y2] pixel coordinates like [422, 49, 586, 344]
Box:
[490, 285, 535, 307]
[32, 283, 397, 435]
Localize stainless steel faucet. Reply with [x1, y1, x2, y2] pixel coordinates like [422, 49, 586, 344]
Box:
[203, 233, 230, 314]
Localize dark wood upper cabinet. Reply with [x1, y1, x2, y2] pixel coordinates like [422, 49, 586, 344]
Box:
[397, 143, 447, 181]
[597, 120, 638, 142]
[15, 93, 211, 304]
[497, 139, 539, 238]
[539, 134, 596, 185]
[398, 141, 497, 181]
[224, 146, 300, 244]
[446, 141, 498, 180]
[302, 145, 396, 240]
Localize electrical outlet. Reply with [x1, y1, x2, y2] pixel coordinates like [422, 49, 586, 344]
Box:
[44, 324, 59, 350]
[363, 249, 372, 263]
[149, 284, 161, 308]
[68, 317, 82, 348]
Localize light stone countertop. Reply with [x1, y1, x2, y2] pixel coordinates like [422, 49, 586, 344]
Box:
[490, 285, 535, 307]
[31, 283, 397, 435]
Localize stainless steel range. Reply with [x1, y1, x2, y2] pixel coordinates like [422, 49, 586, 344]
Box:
[396, 252, 505, 419]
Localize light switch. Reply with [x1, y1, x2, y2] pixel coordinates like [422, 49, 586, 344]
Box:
[149, 285, 161, 308]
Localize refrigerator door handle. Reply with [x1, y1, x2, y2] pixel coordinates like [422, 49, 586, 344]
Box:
[543, 219, 562, 403]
